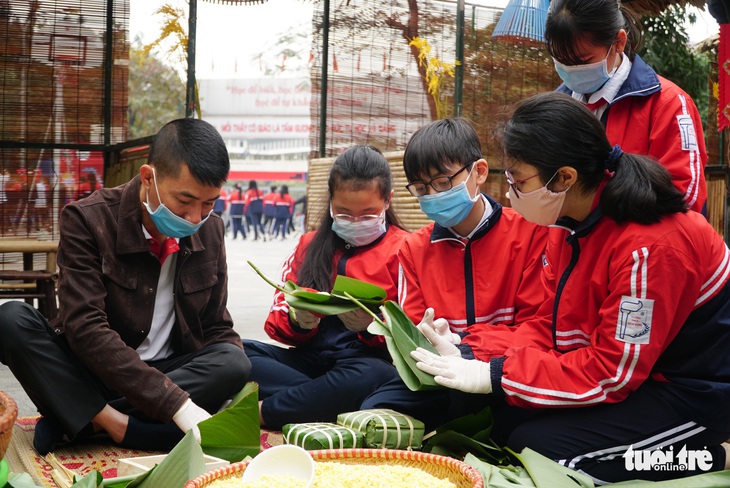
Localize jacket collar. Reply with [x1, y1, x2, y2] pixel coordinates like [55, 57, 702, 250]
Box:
[554, 206, 604, 241]
[116, 174, 205, 256]
[430, 194, 503, 243]
[556, 54, 661, 103]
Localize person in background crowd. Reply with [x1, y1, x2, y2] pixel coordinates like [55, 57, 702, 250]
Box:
[271, 185, 294, 241]
[245, 180, 266, 241]
[545, 0, 707, 214]
[228, 183, 246, 240]
[0, 168, 9, 231]
[293, 194, 307, 235]
[77, 172, 99, 200]
[243, 146, 408, 430]
[33, 176, 51, 232]
[413, 93, 730, 483]
[262, 185, 277, 236]
[0, 118, 251, 454]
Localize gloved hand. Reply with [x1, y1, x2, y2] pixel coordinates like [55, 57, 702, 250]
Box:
[411, 347, 492, 394]
[289, 307, 321, 330]
[172, 398, 212, 442]
[416, 308, 461, 358]
[338, 308, 374, 332]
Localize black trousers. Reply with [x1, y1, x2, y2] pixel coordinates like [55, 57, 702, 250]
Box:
[0, 301, 251, 440]
[243, 339, 399, 430]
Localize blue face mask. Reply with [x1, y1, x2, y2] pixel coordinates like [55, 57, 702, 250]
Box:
[143, 169, 211, 238]
[553, 49, 615, 94]
[417, 167, 479, 228]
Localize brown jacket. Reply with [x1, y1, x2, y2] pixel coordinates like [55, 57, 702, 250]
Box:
[50, 175, 242, 422]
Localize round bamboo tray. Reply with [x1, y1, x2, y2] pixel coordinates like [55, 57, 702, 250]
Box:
[185, 448, 484, 488]
[0, 391, 17, 461]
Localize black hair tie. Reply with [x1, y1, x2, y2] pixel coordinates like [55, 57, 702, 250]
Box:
[605, 144, 623, 173]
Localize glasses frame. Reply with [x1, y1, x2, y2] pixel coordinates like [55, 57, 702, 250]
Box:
[405, 161, 475, 197]
[330, 206, 386, 224]
[504, 170, 541, 199]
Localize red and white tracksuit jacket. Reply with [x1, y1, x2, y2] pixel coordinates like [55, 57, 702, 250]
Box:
[461, 208, 730, 430]
[264, 225, 409, 358]
[558, 54, 707, 213]
[398, 195, 548, 331]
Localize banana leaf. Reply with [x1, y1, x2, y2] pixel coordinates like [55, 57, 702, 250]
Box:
[331, 275, 386, 307]
[248, 261, 385, 314]
[131, 431, 205, 488]
[381, 301, 440, 390]
[348, 295, 440, 391]
[422, 407, 509, 466]
[199, 382, 261, 462]
[8, 473, 46, 488]
[71, 472, 103, 488]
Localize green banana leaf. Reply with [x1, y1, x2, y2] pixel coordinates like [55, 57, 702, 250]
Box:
[248, 260, 386, 314]
[199, 382, 261, 462]
[422, 407, 509, 466]
[381, 301, 441, 390]
[331, 275, 386, 307]
[130, 431, 205, 488]
[71, 472, 103, 488]
[348, 295, 440, 391]
[91, 431, 203, 488]
[8, 472, 46, 488]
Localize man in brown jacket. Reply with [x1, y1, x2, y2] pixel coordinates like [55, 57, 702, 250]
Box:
[0, 118, 251, 453]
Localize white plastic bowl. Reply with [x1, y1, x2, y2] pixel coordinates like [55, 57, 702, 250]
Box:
[241, 444, 315, 487]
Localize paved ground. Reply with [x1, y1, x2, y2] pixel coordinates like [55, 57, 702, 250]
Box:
[0, 230, 299, 417]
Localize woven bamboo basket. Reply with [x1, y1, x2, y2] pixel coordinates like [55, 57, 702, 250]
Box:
[184, 448, 484, 488]
[0, 391, 17, 460]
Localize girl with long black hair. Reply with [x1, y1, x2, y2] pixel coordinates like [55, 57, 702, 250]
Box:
[243, 145, 408, 429]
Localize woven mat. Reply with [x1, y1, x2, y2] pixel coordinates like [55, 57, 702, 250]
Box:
[6, 417, 284, 487]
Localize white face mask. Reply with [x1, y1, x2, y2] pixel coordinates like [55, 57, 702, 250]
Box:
[331, 209, 387, 247]
[507, 172, 569, 226]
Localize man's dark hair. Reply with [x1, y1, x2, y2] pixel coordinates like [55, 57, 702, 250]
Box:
[148, 118, 229, 187]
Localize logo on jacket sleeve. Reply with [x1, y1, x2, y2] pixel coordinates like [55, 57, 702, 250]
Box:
[616, 295, 653, 344]
[676, 114, 698, 152]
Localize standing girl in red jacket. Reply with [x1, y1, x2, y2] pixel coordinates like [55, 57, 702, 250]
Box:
[545, 0, 707, 214]
[414, 93, 730, 483]
[242, 146, 408, 429]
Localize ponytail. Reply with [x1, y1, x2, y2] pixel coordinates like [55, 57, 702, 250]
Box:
[601, 153, 686, 224]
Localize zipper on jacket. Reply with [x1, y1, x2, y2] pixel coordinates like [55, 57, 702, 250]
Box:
[552, 230, 580, 352]
[464, 240, 476, 326]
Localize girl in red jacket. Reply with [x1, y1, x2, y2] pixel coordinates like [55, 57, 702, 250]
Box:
[242, 146, 408, 429]
[545, 0, 707, 214]
[414, 93, 730, 482]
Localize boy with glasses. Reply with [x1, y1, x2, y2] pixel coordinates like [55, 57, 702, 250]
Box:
[361, 118, 548, 430]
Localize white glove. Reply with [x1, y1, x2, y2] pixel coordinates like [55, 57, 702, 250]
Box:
[289, 307, 321, 330]
[338, 308, 373, 332]
[411, 347, 492, 394]
[416, 308, 461, 358]
[172, 399, 212, 442]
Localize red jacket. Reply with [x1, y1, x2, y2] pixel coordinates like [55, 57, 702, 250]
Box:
[398, 196, 548, 331]
[462, 209, 730, 429]
[559, 55, 707, 213]
[273, 193, 295, 218]
[264, 225, 409, 357]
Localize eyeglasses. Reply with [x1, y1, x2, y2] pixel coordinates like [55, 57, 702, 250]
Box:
[330, 207, 385, 223]
[405, 162, 474, 197]
[504, 170, 541, 199]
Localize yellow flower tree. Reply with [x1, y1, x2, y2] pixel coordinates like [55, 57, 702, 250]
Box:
[143, 3, 202, 119]
[409, 37, 459, 120]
